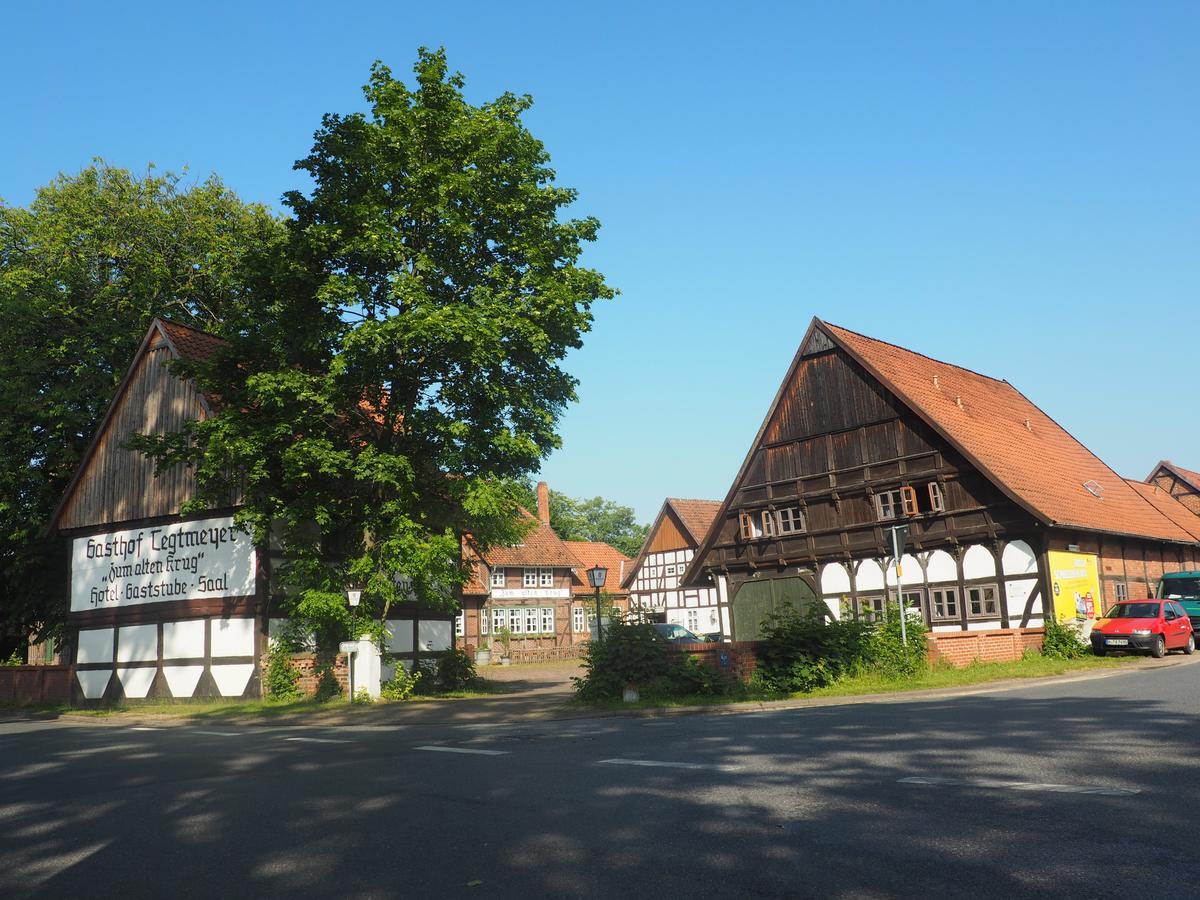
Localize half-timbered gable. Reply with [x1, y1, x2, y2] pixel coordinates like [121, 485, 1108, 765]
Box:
[623, 498, 723, 635]
[1145, 461, 1200, 517]
[686, 318, 1200, 642]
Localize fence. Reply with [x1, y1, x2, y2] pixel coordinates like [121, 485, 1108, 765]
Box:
[0, 665, 74, 705]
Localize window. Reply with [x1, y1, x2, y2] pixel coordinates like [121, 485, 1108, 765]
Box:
[901, 589, 924, 615]
[859, 595, 885, 622]
[480, 610, 489, 635]
[492, 608, 505, 634]
[455, 614, 464, 637]
[507, 607, 524, 634]
[1115, 582, 1128, 602]
[541, 607, 555, 634]
[931, 587, 959, 620]
[966, 585, 999, 618]
[738, 511, 762, 540]
[761, 510, 778, 537]
[665, 565, 676, 576]
[685, 610, 699, 631]
[523, 568, 538, 588]
[490, 568, 506, 589]
[928, 482, 945, 513]
[572, 606, 586, 633]
[777, 507, 807, 534]
[525, 607, 539, 634]
[538, 567, 553, 587]
[875, 487, 919, 520]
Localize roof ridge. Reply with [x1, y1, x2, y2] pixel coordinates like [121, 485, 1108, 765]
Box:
[822, 320, 1010, 386]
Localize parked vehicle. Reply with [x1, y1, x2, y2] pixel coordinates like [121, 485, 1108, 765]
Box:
[1090, 600, 1195, 658]
[1158, 571, 1200, 635]
[652, 623, 710, 643]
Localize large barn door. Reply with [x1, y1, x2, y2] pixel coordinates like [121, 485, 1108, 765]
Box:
[731, 576, 818, 641]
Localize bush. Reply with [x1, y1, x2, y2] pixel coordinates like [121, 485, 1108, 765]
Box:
[865, 604, 929, 679]
[1042, 617, 1089, 659]
[436, 648, 481, 691]
[381, 666, 421, 701]
[313, 663, 343, 701]
[573, 621, 732, 702]
[262, 642, 302, 701]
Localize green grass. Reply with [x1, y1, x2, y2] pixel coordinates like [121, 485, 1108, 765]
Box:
[577, 653, 1141, 711]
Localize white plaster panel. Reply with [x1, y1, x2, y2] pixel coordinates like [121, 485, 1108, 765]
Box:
[163, 620, 206, 660]
[163, 665, 204, 698]
[926, 550, 958, 583]
[719, 603, 731, 635]
[211, 664, 254, 697]
[824, 598, 841, 620]
[210, 617, 256, 657]
[77, 628, 114, 665]
[1025, 616, 1044, 628]
[856, 559, 885, 591]
[419, 620, 452, 652]
[966, 620, 1001, 632]
[885, 554, 924, 587]
[117, 624, 158, 662]
[821, 563, 851, 595]
[1006, 578, 1037, 619]
[962, 545, 997, 580]
[386, 620, 414, 653]
[76, 670, 112, 699]
[931, 623, 963, 633]
[117, 667, 156, 698]
[1002, 540, 1038, 576]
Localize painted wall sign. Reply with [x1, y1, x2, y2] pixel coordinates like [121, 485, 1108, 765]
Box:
[71, 515, 256, 612]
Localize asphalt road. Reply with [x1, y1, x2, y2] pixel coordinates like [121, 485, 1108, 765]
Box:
[3, 660, 1200, 899]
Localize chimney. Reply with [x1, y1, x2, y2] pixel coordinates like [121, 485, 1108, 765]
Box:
[537, 481, 550, 526]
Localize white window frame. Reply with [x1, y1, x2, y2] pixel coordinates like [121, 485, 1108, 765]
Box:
[524, 607, 539, 634]
[523, 568, 539, 588]
[931, 587, 960, 621]
[538, 567, 554, 588]
[507, 607, 524, 634]
[455, 613, 464, 637]
[572, 606, 586, 633]
[1115, 582, 1128, 602]
[492, 608, 505, 634]
[685, 609, 699, 632]
[777, 507, 807, 535]
[540, 607, 554, 634]
[859, 595, 885, 622]
[966, 584, 999, 618]
[875, 490, 902, 520]
[480, 609, 489, 635]
[490, 567, 506, 589]
[761, 510, 778, 538]
[928, 482, 945, 513]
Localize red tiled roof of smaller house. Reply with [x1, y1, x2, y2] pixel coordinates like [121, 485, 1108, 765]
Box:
[1125, 480, 1200, 542]
[564, 541, 633, 597]
[667, 498, 722, 545]
[822, 321, 1198, 545]
[157, 319, 229, 365]
[460, 509, 585, 596]
[1148, 460, 1200, 495]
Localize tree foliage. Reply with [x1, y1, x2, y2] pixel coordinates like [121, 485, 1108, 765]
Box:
[0, 163, 285, 639]
[138, 49, 614, 642]
[514, 483, 648, 557]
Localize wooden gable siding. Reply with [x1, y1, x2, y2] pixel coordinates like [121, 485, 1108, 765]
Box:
[57, 337, 205, 531]
[706, 346, 1033, 571]
[648, 511, 689, 554]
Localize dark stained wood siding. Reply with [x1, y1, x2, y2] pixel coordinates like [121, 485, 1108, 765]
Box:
[57, 336, 206, 530]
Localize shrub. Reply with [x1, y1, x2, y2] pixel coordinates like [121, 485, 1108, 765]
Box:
[1042, 617, 1089, 659]
[755, 605, 872, 694]
[436, 648, 481, 691]
[313, 663, 343, 701]
[573, 621, 732, 702]
[262, 641, 302, 701]
[381, 666, 421, 701]
[865, 604, 929, 679]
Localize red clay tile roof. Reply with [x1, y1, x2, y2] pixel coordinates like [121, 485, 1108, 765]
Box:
[822, 321, 1197, 544]
[1124, 480, 1200, 542]
[565, 541, 633, 596]
[157, 319, 228, 365]
[1148, 461, 1200, 495]
[460, 510, 584, 595]
[667, 498, 722, 545]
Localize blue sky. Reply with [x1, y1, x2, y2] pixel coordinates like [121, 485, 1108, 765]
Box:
[4, 1, 1197, 523]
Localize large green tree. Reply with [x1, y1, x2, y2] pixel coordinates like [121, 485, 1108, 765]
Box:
[549, 493, 648, 558]
[143, 49, 614, 639]
[0, 163, 286, 643]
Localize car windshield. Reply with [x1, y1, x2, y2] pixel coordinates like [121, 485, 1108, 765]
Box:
[1103, 602, 1160, 619]
[1160, 577, 1200, 602]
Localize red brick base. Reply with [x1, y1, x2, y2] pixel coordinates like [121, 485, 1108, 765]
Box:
[282, 652, 349, 698]
[925, 628, 1044, 667]
[668, 641, 760, 681]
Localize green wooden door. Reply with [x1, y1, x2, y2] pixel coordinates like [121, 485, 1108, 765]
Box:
[731, 576, 817, 640]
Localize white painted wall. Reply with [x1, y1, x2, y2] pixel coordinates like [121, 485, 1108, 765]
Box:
[163, 620, 205, 659]
[116, 625, 158, 662]
[117, 667, 156, 698]
[77, 628, 114, 665]
[210, 617, 256, 657]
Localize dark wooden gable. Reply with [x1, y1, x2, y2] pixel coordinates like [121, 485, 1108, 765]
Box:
[686, 320, 1037, 581]
[1147, 463, 1200, 517]
[51, 323, 211, 532]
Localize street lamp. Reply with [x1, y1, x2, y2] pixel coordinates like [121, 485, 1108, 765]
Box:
[586, 565, 607, 642]
[346, 587, 362, 699]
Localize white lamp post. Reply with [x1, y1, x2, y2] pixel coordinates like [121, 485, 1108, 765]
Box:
[587, 565, 608, 642]
[346, 588, 362, 698]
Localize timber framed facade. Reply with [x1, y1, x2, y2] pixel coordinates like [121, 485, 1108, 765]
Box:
[683, 319, 1200, 642]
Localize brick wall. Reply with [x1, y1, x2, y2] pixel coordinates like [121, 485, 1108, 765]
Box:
[925, 628, 1044, 667]
[0, 665, 74, 705]
[283, 652, 349, 698]
[667, 641, 760, 682]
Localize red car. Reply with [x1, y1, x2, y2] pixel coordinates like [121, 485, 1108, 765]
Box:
[1090, 599, 1196, 658]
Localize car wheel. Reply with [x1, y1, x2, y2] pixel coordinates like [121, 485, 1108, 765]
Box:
[1151, 635, 1166, 659]
[1185, 635, 1196, 656]
[1092, 646, 1106, 657]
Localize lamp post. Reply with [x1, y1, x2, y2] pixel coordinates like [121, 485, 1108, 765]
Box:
[346, 588, 362, 698]
[587, 565, 607, 642]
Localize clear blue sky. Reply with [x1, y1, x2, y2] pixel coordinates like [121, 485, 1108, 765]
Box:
[4, 1, 1197, 523]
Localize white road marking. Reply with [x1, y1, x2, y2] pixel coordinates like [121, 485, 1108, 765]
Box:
[415, 745, 509, 756]
[599, 758, 731, 771]
[898, 776, 1140, 796]
[282, 736, 352, 744]
[130, 726, 160, 731]
[192, 730, 242, 737]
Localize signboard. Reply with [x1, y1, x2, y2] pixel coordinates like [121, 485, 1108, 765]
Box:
[71, 515, 256, 612]
[1047, 550, 1102, 622]
[489, 588, 571, 600]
